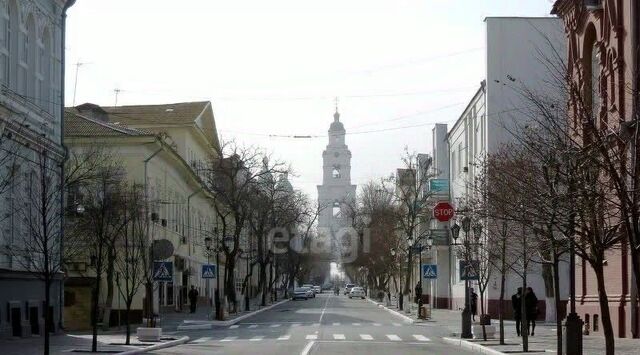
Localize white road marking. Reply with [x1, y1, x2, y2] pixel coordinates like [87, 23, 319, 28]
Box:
[291, 323, 302, 327]
[220, 336, 237, 342]
[372, 323, 382, 326]
[300, 341, 316, 355]
[306, 334, 318, 340]
[318, 294, 332, 324]
[333, 334, 346, 340]
[413, 335, 430, 341]
[332, 322, 340, 326]
[360, 334, 373, 340]
[250, 335, 264, 341]
[192, 337, 211, 343]
[269, 324, 281, 328]
[277, 335, 291, 340]
[248, 324, 258, 328]
[312, 323, 320, 327]
[386, 334, 402, 341]
[228, 325, 239, 329]
[352, 323, 361, 326]
[392, 323, 402, 327]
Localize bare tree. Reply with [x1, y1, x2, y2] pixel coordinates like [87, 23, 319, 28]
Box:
[114, 183, 148, 345]
[7, 147, 72, 355]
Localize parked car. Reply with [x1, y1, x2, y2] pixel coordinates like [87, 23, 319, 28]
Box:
[349, 287, 366, 299]
[344, 283, 355, 295]
[313, 285, 322, 294]
[292, 287, 310, 300]
[302, 284, 317, 294]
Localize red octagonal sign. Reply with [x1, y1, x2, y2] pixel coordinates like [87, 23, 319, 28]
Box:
[433, 201, 455, 222]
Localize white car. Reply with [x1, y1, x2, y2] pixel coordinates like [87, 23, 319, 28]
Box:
[313, 286, 322, 294]
[349, 287, 365, 299]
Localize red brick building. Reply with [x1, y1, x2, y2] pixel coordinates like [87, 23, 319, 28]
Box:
[552, 0, 639, 338]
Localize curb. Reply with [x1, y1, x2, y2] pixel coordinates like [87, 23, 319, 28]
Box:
[177, 299, 290, 330]
[442, 337, 506, 355]
[117, 336, 190, 355]
[366, 298, 414, 324]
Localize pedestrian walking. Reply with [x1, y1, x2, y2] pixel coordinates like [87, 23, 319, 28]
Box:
[511, 287, 522, 336]
[470, 289, 478, 322]
[525, 287, 538, 336]
[188, 285, 199, 313]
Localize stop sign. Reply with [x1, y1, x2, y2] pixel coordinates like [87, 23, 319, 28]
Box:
[433, 201, 455, 222]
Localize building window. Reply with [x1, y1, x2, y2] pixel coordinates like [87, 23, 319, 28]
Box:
[590, 45, 600, 121]
[7, 0, 17, 90]
[0, 2, 8, 84]
[332, 167, 341, 179]
[26, 14, 35, 101]
[332, 202, 341, 218]
[40, 28, 51, 113]
[451, 152, 456, 178]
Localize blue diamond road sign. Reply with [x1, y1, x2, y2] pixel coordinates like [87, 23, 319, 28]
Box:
[459, 260, 480, 281]
[202, 264, 216, 279]
[422, 264, 438, 280]
[153, 261, 173, 281]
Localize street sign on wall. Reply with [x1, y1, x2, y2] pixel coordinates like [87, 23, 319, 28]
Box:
[459, 260, 480, 281]
[153, 261, 173, 281]
[422, 264, 438, 280]
[202, 264, 216, 279]
[429, 179, 449, 193]
[433, 201, 455, 222]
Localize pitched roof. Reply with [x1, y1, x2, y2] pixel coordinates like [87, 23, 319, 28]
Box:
[99, 101, 210, 126]
[64, 110, 154, 137]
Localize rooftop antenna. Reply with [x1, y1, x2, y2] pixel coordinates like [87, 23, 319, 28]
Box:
[72, 61, 92, 106]
[114, 88, 121, 106]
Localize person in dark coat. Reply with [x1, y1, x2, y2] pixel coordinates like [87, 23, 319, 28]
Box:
[511, 287, 522, 336]
[525, 287, 538, 336]
[188, 285, 199, 313]
[470, 289, 478, 322]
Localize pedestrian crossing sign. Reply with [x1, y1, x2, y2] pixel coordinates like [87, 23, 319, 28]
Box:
[422, 264, 437, 279]
[202, 264, 216, 279]
[153, 261, 173, 281]
[459, 260, 480, 281]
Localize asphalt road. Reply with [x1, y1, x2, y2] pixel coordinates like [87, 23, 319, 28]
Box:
[155, 293, 475, 355]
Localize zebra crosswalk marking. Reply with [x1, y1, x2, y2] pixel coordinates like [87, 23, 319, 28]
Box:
[277, 335, 291, 340]
[220, 336, 237, 342]
[269, 324, 281, 328]
[413, 335, 430, 341]
[352, 323, 361, 326]
[306, 334, 318, 340]
[248, 324, 258, 329]
[333, 334, 346, 340]
[392, 323, 401, 327]
[386, 334, 401, 341]
[372, 323, 382, 326]
[228, 325, 239, 329]
[360, 334, 373, 340]
[249, 336, 264, 341]
[332, 322, 340, 326]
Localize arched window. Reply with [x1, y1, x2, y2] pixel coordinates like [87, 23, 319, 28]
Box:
[332, 166, 341, 179]
[7, 0, 18, 89]
[583, 24, 599, 123]
[332, 201, 341, 218]
[0, 2, 8, 84]
[25, 14, 36, 100]
[40, 27, 51, 112]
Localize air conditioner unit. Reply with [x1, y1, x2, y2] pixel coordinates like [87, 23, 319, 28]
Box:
[151, 213, 159, 222]
[584, 0, 602, 10]
[161, 219, 167, 227]
[463, 167, 469, 173]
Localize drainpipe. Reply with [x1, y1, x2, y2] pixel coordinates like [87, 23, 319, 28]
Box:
[58, 0, 76, 332]
[632, 0, 639, 339]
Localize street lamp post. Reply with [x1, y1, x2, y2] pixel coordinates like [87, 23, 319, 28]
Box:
[213, 227, 222, 320]
[460, 216, 473, 339]
[204, 236, 213, 319]
[390, 248, 402, 310]
[564, 234, 583, 354]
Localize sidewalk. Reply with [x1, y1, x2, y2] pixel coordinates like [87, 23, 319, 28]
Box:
[171, 296, 290, 330]
[0, 331, 185, 355]
[428, 307, 639, 354]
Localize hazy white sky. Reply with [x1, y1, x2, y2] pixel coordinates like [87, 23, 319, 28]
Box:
[65, 0, 556, 198]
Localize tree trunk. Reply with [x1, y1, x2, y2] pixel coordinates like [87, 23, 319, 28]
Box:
[102, 248, 116, 331]
[260, 261, 267, 306]
[553, 254, 563, 355]
[542, 262, 555, 322]
[499, 270, 506, 345]
[44, 276, 51, 355]
[521, 272, 528, 352]
[91, 269, 101, 353]
[593, 263, 616, 355]
[125, 300, 132, 345]
[480, 288, 487, 340]
[224, 257, 237, 313]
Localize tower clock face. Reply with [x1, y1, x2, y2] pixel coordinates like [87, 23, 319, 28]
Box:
[334, 152, 339, 157]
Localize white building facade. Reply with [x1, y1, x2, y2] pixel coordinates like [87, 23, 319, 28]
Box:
[446, 17, 569, 320]
[0, 0, 73, 338]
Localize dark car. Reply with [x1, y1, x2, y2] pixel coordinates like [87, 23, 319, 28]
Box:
[292, 287, 310, 300]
